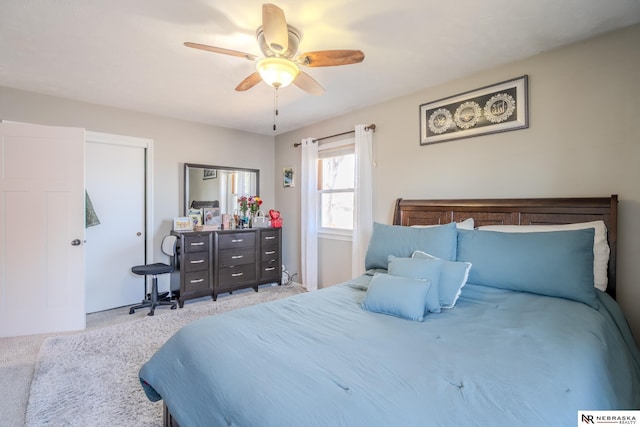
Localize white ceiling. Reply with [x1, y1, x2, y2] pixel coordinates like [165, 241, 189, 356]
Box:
[2, 0, 639, 135]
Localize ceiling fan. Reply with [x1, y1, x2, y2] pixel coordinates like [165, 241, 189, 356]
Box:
[184, 3, 365, 96]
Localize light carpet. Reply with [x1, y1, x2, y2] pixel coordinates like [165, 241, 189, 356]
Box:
[25, 284, 306, 427]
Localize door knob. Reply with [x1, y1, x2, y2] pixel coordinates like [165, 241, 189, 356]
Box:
[71, 239, 82, 246]
[136, 232, 142, 236]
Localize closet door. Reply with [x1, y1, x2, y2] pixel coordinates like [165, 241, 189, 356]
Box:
[85, 139, 146, 312]
[0, 122, 85, 337]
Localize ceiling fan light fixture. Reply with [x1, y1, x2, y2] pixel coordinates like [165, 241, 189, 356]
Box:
[184, 4, 361, 96]
[257, 57, 299, 89]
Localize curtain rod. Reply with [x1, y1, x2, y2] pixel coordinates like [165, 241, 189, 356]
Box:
[293, 124, 376, 147]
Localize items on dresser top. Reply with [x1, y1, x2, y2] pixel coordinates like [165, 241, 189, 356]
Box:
[170, 228, 282, 307]
[269, 209, 282, 228]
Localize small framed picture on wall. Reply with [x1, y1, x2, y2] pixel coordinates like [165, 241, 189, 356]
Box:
[283, 167, 294, 188]
[203, 168, 217, 180]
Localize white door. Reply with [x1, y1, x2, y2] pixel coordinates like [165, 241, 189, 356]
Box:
[0, 122, 85, 337]
[85, 137, 147, 313]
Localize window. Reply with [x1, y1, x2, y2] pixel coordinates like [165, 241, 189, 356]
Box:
[318, 139, 355, 234]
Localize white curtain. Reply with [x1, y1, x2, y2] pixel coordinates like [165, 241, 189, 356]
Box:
[300, 138, 319, 291]
[352, 124, 374, 277]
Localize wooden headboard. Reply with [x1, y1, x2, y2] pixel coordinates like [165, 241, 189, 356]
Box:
[393, 195, 618, 299]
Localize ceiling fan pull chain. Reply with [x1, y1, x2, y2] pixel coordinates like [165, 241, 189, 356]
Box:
[273, 88, 279, 131]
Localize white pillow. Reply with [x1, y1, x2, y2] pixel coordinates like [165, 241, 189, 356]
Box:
[411, 218, 474, 230]
[477, 221, 609, 292]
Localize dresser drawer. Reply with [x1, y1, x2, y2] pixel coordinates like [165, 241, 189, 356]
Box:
[184, 271, 209, 293]
[261, 246, 279, 264]
[261, 229, 279, 245]
[260, 261, 280, 281]
[218, 232, 255, 249]
[218, 264, 256, 286]
[218, 247, 255, 268]
[184, 252, 208, 272]
[184, 235, 210, 253]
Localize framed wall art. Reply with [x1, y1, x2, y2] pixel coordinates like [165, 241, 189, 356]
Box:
[283, 167, 294, 188]
[203, 168, 217, 180]
[419, 75, 528, 145]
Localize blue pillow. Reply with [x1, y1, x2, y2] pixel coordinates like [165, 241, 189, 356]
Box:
[387, 256, 442, 313]
[456, 229, 597, 308]
[412, 251, 472, 309]
[364, 222, 457, 270]
[361, 273, 433, 321]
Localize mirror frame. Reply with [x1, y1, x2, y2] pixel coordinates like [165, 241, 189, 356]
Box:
[184, 163, 260, 216]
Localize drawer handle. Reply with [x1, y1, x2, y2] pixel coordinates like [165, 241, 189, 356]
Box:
[231, 272, 244, 277]
[231, 239, 244, 243]
[264, 250, 276, 255]
[231, 255, 244, 259]
[190, 259, 205, 264]
[190, 278, 204, 283]
[265, 267, 276, 271]
[265, 236, 276, 240]
[190, 242, 205, 246]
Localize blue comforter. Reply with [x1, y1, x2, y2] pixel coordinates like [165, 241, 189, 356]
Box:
[140, 275, 640, 427]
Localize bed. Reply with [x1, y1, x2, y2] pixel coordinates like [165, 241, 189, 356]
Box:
[139, 195, 640, 427]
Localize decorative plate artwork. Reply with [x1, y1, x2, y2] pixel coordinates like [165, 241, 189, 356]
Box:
[428, 108, 453, 134]
[484, 93, 516, 123]
[419, 75, 528, 145]
[454, 101, 481, 129]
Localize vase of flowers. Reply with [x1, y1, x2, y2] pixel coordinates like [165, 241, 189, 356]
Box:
[238, 196, 262, 228]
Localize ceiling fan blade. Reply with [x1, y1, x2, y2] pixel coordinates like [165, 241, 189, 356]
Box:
[262, 3, 288, 54]
[297, 50, 365, 67]
[184, 42, 258, 61]
[235, 72, 263, 91]
[294, 71, 325, 96]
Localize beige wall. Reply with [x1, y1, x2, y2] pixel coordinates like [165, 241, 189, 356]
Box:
[318, 237, 352, 288]
[0, 87, 276, 290]
[275, 24, 640, 343]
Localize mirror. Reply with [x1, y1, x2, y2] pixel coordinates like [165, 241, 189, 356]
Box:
[184, 163, 260, 216]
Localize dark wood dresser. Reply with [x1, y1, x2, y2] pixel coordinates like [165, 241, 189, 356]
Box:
[170, 228, 282, 306]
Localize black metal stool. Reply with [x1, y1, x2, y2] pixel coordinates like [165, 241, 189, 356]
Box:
[129, 235, 178, 316]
